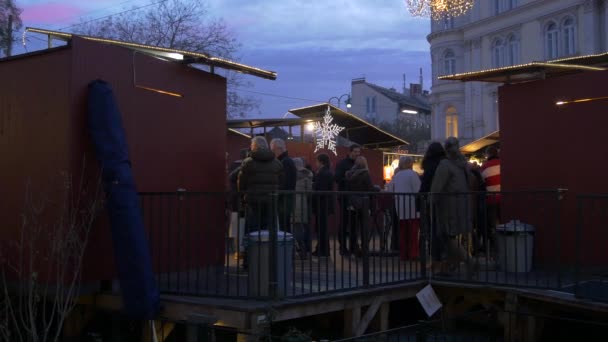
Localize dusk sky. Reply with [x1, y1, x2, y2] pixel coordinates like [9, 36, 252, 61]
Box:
[17, 0, 432, 117]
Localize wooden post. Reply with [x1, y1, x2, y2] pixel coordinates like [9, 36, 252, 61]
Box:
[63, 304, 95, 339]
[186, 325, 199, 342]
[379, 302, 390, 331]
[504, 293, 519, 342]
[343, 306, 361, 338]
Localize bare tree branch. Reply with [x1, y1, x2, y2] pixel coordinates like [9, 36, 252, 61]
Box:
[73, 0, 258, 118]
[0, 0, 22, 56]
[0, 163, 103, 341]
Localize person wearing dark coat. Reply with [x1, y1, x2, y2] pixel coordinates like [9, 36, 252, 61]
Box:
[271, 138, 296, 233]
[420, 142, 446, 272]
[335, 144, 361, 254]
[345, 156, 375, 257]
[312, 153, 334, 257]
[238, 137, 284, 234]
[431, 137, 476, 277]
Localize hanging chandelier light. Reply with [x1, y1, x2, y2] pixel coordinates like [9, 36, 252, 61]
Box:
[406, 0, 475, 20]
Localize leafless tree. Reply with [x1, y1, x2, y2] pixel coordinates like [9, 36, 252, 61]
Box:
[0, 167, 103, 342]
[0, 0, 22, 57]
[74, 0, 260, 118]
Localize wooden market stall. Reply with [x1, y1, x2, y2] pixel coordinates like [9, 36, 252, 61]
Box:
[226, 104, 409, 187]
[440, 51, 608, 268]
[0, 28, 276, 286]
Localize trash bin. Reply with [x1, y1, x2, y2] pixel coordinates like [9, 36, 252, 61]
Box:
[496, 220, 534, 273]
[247, 230, 294, 297]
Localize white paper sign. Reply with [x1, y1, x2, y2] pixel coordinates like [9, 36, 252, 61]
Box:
[416, 284, 442, 317]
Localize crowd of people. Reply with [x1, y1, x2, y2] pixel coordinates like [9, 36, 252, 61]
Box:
[228, 136, 501, 274]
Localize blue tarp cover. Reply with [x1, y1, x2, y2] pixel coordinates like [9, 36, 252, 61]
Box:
[88, 80, 160, 319]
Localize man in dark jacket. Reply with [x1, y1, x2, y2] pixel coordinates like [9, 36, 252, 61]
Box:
[334, 144, 361, 254]
[238, 136, 284, 234]
[270, 138, 296, 233]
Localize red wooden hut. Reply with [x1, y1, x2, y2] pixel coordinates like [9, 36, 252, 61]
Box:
[440, 52, 608, 268]
[0, 28, 276, 285]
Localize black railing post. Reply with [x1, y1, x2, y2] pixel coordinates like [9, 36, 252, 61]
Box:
[362, 195, 370, 287]
[556, 189, 566, 289]
[269, 192, 279, 299]
[419, 193, 428, 279]
[574, 195, 583, 298]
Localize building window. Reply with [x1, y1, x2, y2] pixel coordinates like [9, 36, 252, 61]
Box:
[492, 38, 505, 67]
[562, 16, 576, 56]
[366, 96, 376, 116]
[443, 49, 456, 75]
[442, 15, 454, 30]
[545, 21, 559, 59]
[507, 34, 520, 65]
[496, 0, 517, 14]
[446, 106, 458, 138]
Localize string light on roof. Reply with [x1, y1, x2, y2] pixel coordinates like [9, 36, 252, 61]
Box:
[406, 0, 475, 20]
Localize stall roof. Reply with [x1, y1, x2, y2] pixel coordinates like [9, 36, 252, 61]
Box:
[226, 117, 318, 129]
[288, 104, 409, 148]
[438, 51, 608, 83]
[25, 27, 277, 80]
[438, 62, 605, 83]
[228, 128, 251, 139]
[460, 131, 500, 154]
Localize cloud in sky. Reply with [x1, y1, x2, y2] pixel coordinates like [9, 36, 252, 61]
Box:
[208, 0, 430, 52]
[20, 2, 83, 24]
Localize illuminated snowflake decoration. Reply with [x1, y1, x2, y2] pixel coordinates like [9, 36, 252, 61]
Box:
[313, 106, 345, 156]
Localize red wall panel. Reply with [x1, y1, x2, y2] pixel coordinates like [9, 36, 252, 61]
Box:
[66, 38, 228, 280]
[0, 49, 72, 282]
[499, 69, 608, 266]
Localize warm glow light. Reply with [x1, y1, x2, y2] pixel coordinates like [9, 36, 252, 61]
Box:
[402, 109, 419, 114]
[167, 53, 184, 60]
[384, 165, 394, 181]
[406, 0, 475, 20]
[306, 122, 315, 131]
[555, 96, 608, 106]
[136, 85, 183, 98]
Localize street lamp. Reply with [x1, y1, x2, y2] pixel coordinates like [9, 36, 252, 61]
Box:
[328, 94, 352, 110]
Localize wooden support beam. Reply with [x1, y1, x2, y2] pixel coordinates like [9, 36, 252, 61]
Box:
[142, 321, 175, 342]
[344, 306, 361, 338]
[63, 305, 95, 338]
[355, 297, 384, 336]
[379, 303, 390, 331]
[504, 293, 519, 342]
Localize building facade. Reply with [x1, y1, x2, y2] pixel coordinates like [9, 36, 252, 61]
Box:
[349, 77, 432, 153]
[350, 77, 431, 125]
[428, 0, 608, 144]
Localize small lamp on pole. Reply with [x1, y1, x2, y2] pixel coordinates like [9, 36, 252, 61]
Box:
[328, 94, 352, 110]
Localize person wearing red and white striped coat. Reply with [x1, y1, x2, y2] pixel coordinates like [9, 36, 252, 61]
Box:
[479, 146, 501, 258]
[480, 146, 501, 196]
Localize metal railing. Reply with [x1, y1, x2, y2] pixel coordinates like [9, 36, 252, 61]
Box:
[138, 189, 571, 299]
[427, 190, 568, 290]
[575, 194, 608, 302]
